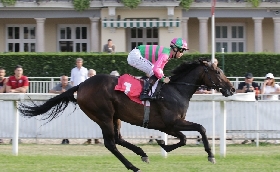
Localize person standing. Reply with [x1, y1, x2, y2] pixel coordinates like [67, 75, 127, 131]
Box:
[83, 69, 101, 145]
[6, 65, 29, 93]
[236, 72, 260, 144]
[103, 39, 115, 53]
[49, 75, 72, 145]
[70, 58, 88, 86]
[49, 75, 72, 94]
[6, 65, 29, 144]
[0, 67, 7, 143]
[261, 73, 280, 100]
[0, 67, 7, 93]
[236, 73, 260, 94]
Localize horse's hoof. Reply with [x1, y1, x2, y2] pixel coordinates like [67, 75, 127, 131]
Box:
[141, 156, 150, 163]
[155, 139, 165, 145]
[208, 157, 216, 164]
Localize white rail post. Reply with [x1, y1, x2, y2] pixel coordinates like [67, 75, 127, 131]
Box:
[161, 132, 167, 157]
[212, 101, 215, 155]
[220, 101, 226, 157]
[12, 101, 19, 156]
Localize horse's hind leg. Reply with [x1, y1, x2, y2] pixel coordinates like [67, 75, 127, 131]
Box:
[100, 119, 141, 172]
[113, 119, 149, 163]
[155, 131, 187, 152]
[173, 119, 216, 164]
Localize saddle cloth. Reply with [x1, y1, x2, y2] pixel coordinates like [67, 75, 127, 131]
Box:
[114, 74, 158, 105]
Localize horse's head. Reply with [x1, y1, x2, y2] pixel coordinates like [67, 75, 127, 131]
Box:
[199, 59, 235, 97]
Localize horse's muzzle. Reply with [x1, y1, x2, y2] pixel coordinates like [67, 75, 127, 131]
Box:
[220, 87, 235, 97]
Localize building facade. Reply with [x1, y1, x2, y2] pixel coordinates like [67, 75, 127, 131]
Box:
[0, 0, 280, 53]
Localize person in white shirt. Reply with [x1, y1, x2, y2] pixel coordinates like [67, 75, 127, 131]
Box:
[261, 73, 280, 100]
[70, 58, 88, 86]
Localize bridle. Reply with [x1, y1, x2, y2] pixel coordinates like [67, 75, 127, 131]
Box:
[170, 63, 222, 90]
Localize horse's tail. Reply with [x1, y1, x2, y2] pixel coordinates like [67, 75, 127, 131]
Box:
[19, 85, 80, 123]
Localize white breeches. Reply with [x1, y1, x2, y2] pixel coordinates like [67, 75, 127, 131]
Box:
[127, 48, 154, 77]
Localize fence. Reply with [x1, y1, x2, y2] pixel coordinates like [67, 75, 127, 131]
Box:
[0, 100, 280, 141]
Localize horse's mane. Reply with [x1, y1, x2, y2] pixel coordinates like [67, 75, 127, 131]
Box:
[171, 57, 209, 81]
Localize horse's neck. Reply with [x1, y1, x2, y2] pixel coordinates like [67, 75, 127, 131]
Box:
[172, 72, 202, 99]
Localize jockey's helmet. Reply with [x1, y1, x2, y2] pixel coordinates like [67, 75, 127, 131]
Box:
[170, 38, 188, 51]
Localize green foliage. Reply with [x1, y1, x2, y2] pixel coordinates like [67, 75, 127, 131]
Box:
[247, 0, 260, 7]
[0, 53, 280, 77]
[0, 0, 16, 6]
[121, 0, 142, 9]
[180, 0, 194, 10]
[72, 0, 90, 12]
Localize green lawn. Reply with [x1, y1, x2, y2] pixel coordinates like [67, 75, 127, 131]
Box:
[0, 143, 280, 172]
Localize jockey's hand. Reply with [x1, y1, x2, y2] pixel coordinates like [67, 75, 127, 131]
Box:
[163, 77, 170, 83]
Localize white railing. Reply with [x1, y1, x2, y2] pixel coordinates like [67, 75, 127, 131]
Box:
[27, 76, 280, 94]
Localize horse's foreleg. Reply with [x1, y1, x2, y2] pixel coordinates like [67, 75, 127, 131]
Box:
[173, 119, 216, 164]
[100, 121, 141, 172]
[113, 119, 149, 163]
[155, 131, 186, 152]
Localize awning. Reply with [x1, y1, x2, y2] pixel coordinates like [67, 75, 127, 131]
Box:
[102, 18, 180, 28]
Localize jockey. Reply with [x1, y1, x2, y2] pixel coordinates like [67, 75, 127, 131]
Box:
[127, 38, 188, 101]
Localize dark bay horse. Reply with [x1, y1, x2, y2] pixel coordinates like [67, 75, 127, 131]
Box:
[19, 58, 235, 172]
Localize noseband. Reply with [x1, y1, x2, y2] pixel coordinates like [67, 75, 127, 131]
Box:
[170, 64, 221, 90]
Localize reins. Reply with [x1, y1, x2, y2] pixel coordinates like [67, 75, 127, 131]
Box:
[169, 65, 220, 90]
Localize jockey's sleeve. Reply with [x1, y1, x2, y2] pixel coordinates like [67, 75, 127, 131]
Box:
[152, 53, 169, 79]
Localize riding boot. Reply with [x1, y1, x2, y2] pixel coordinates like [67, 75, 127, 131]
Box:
[140, 75, 158, 101]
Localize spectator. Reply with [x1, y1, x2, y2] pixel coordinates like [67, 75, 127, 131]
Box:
[195, 86, 213, 94]
[6, 65, 29, 93]
[49, 75, 72, 94]
[49, 75, 72, 144]
[236, 73, 260, 94]
[83, 69, 101, 145]
[70, 58, 88, 86]
[261, 73, 280, 100]
[103, 39, 115, 53]
[6, 65, 29, 144]
[0, 67, 7, 144]
[87, 69, 96, 78]
[236, 72, 260, 144]
[0, 67, 7, 93]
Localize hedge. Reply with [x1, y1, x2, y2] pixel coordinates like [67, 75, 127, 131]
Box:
[0, 52, 279, 78]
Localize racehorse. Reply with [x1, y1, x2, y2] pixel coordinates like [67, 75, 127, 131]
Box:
[19, 58, 235, 172]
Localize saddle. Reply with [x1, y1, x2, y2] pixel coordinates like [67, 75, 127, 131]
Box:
[114, 74, 164, 105]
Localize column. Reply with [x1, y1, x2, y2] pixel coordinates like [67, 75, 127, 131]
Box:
[273, 18, 280, 53]
[253, 17, 263, 53]
[198, 17, 208, 53]
[181, 17, 189, 45]
[35, 18, 46, 52]
[89, 17, 100, 52]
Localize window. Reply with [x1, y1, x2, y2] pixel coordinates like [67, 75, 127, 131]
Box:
[58, 25, 89, 52]
[6, 25, 36, 52]
[128, 27, 159, 51]
[216, 24, 245, 52]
